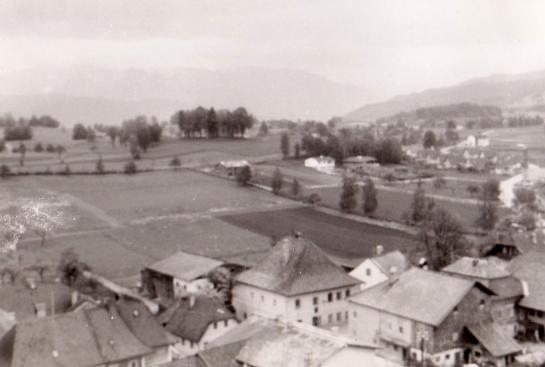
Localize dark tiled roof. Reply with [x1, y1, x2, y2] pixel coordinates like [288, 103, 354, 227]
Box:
[350, 268, 478, 326]
[161, 296, 235, 343]
[466, 322, 521, 357]
[235, 236, 360, 296]
[115, 298, 179, 348]
[510, 261, 545, 311]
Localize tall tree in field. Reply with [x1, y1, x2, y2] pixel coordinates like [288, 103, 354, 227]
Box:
[236, 165, 251, 186]
[406, 183, 434, 224]
[291, 178, 301, 198]
[107, 126, 118, 147]
[18, 142, 26, 166]
[423, 130, 437, 149]
[271, 168, 284, 195]
[420, 206, 466, 270]
[207, 108, 219, 138]
[281, 133, 290, 159]
[362, 178, 378, 216]
[475, 195, 497, 231]
[339, 175, 357, 212]
[482, 179, 500, 201]
[294, 143, 300, 159]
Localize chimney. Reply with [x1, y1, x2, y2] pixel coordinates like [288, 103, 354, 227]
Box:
[375, 245, 384, 256]
[71, 291, 79, 307]
[521, 280, 529, 297]
[388, 266, 399, 285]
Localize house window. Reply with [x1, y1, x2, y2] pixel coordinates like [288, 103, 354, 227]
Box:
[336, 291, 342, 300]
[314, 307, 319, 313]
[529, 309, 536, 316]
[345, 289, 350, 298]
[366, 268, 371, 276]
[213, 322, 217, 329]
[336, 312, 342, 322]
[328, 293, 333, 302]
[445, 354, 450, 360]
[479, 300, 485, 310]
[313, 297, 319, 305]
[538, 311, 544, 318]
[345, 311, 349, 320]
[399, 326, 403, 334]
[328, 314, 333, 323]
[243, 312, 248, 319]
[295, 299, 301, 309]
[224, 320, 229, 327]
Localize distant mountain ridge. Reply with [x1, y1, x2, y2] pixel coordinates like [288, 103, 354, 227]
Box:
[344, 69, 545, 122]
[0, 66, 371, 126]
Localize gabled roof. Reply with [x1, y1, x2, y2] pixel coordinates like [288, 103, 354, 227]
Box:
[466, 322, 521, 357]
[0, 306, 152, 367]
[147, 252, 224, 281]
[115, 298, 179, 348]
[235, 236, 361, 296]
[349, 251, 410, 281]
[443, 257, 510, 281]
[509, 260, 545, 311]
[161, 295, 235, 343]
[350, 268, 488, 326]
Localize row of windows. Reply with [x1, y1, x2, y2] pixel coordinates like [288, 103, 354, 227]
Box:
[528, 309, 544, 318]
[212, 320, 230, 329]
[249, 289, 351, 309]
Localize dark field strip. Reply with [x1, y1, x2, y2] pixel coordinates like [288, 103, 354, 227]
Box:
[219, 206, 420, 259]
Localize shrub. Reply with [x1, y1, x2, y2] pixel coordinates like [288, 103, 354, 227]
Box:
[95, 157, 105, 174]
[0, 164, 11, 178]
[46, 143, 56, 153]
[169, 156, 181, 170]
[124, 160, 137, 174]
[34, 142, 44, 152]
[236, 165, 252, 186]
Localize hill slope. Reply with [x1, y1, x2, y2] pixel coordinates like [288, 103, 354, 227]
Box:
[0, 66, 370, 126]
[345, 69, 545, 122]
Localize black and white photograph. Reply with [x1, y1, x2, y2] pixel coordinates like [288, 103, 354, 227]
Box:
[1, 1, 545, 366]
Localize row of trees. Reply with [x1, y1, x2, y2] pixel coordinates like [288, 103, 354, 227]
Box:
[119, 116, 163, 158]
[172, 107, 255, 138]
[4, 125, 33, 141]
[339, 176, 378, 215]
[0, 114, 60, 128]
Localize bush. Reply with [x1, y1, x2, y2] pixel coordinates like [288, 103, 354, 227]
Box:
[34, 142, 44, 152]
[95, 157, 105, 174]
[169, 156, 181, 170]
[0, 164, 11, 178]
[59, 164, 71, 176]
[304, 193, 321, 206]
[236, 165, 252, 186]
[46, 143, 56, 153]
[124, 160, 137, 174]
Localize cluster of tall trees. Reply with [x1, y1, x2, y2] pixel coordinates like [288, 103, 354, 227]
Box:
[4, 125, 33, 141]
[72, 124, 96, 141]
[339, 176, 378, 216]
[119, 116, 163, 158]
[0, 113, 60, 128]
[172, 107, 255, 138]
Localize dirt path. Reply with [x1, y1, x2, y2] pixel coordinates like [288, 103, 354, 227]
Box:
[62, 193, 123, 228]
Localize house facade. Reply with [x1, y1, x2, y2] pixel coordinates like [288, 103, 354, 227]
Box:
[349, 249, 410, 290]
[232, 235, 361, 329]
[304, 156, 335, 172]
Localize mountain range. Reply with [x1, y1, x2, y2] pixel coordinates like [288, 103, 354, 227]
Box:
[344, 69, 545, 122]
[0, 66, 370, 126]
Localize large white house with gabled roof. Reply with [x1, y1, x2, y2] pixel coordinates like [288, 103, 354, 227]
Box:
[232, 235, 361, 329]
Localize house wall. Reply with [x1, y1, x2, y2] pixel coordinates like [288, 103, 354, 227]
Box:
[350, 260, 388, 290]
[144, 346, 172, 366]
[491, 299, 519, 337]
[232, 284, 358, 327]
[107, 356, 145, 367]
[175, 319, 238, 355]
[348, 302, 381, 344]
[173, 278, 212, 298]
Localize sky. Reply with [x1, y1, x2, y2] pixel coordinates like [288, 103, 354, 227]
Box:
[1, 0, 545, 98]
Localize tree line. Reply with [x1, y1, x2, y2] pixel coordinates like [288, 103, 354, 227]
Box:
[171, 106, 255, 138]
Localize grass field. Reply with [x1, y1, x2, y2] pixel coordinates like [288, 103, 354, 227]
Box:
[220, 206, 420, 259]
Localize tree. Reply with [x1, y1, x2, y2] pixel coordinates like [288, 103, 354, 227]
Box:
[129, 134, 141, 159]
[362, 178, 378, 216]
[406, 183, 435, 224]
[46, 143, 55, 153]
[433, 176, 447, 190]
[423, 130, 437, 149]
[19, 200, 65, 247]
[513, 187, 537, 209]
[0, 164, 10, 178]
[95, 156, 105, 174]
[475, 195, 497, 231]
[271, 168, 284, 195]
[107, 126, 119, 147]
[57, 248, 91, 287]
[206, 108, 219, 138]
[169, 156, 181, 170]
[86, 127, 96, 143]
[420, 206, 466, 270]
[236, 165, 252, 186]
[34, 142, 44, 152]
[124, 160, 137, 174]
[339, 175, 357, 212]
[207, 267, 233, 306]
[258, 122, 269, 136]
[280, 133, 290, 159]
[291, 179, 301, 198]
[482, 179, 500, 201]
[60, 164, 71, 176]
[18, 142, 26, 166]
[466, 184, 480, 198]
[56, 145, 66, 163]
[294, 143, 301, 159]
[517, 209, 536, 231]
[72, 123, 87, 140]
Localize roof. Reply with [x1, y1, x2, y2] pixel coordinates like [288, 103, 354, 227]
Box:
[219, 160, 249, 168]
[199, 340, 247, 367]
[0, 306, 152, 367]
[466, 322, 522, 357]
[235, 236, 361, 296]
[162, 356, 207, 367]
[350, 268, 484, 326]
[443, 257, 510, 280]
[509, 259, 545, 311]
[115, 298, 179, 348]
[147, 252, 224, 281]
[344, 156, 377, 164]
[0, 309, 15, 341]
[349, 251, 410, 281]
[0, 282, 72, 321]
[160, 295, 236, 343]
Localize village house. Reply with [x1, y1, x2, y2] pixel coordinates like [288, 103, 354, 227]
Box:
[158, 294, 238, 356]
[480, 231, 537, 261]
[442, 257, 524, 337]
[215, 160, 250, 177]
[170, 315, 400, 367]
[0, 302, 178, 367]
[304, 155, 335, 172]
[232, 235, 361, 328]
[465, 134, 490, 148]
[349, 248, 411, 290]
[348, 268, 521, 366]
[141, 252, 224, 300]
[343, 155, 379, 172]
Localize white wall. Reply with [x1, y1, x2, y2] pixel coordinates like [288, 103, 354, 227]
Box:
[175, 318, 238, 356]
[349, 260, 388, 290]
[348, 302, 380, 343]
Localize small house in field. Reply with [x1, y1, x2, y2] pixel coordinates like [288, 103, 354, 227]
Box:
[216, 160, 250, 177]
[158, 294, 238, 355]
[343, 155, 379, 171]
[304, 156, 335, 172]
[142, 252, 224, 300]
[349, 248, 410, 290]
[466, 134, 490, 148]
[232, 234, 361, 328]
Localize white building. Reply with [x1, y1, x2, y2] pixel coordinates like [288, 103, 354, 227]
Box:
[349, 249, 410, 290]
[304, 156, 335, 172]
[232, 235, 361, 329]
[466, 134, 490, 148]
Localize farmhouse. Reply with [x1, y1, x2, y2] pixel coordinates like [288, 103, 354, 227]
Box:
[465, 134, 490, 148]
[0, 304, 174, 367]
[304, 155, 335, 172]
[343, 155, 379, 171]
[348, 268, 518, 366]
[349, 248, 410, 290]
[480, 232, 537, 260]
[142, 252, 224, 300]
[216, 160, 250, 177]
[232, 235, 361, 328]
[158, 295, 238, 355]
[442, 257, 524, 337]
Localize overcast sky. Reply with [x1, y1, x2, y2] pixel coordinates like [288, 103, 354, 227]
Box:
[1, 0, 545, 98]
